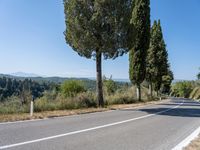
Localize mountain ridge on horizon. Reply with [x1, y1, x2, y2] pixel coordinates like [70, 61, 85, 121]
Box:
[0, 72, 191, 83]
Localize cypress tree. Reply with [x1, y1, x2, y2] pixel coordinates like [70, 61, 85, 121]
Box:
[129, 0, 150, 101]
[146, 21, 158, 98]
[64, 0, 133, 107]
[154, 20, 169, 95]
[146, 20, 173, 97]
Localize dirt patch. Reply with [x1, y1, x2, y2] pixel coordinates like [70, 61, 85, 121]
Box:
[184, 135, 200, 150]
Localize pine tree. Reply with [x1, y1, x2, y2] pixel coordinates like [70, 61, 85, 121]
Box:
[129, 0, 150, 101]
[64, 0, 133, 107]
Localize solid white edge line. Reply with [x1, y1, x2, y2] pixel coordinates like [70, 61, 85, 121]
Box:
[172, 123, 200, 150]
[0, 100, 184, 149]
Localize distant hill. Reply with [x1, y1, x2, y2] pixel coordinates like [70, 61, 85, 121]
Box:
[172, 79, 192, 83]
[10, 72, 40, 77]
[0, 73, 93, 84]
[0, 73, 130, 83]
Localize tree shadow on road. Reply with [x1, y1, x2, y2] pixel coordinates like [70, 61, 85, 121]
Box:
[157, 103, 200, 107]
[138, 107, 200, 118]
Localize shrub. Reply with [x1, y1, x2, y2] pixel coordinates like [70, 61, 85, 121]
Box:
[0, 96, 29, 114]
[171, 81, 194, 98]
[103, 78, 117, 96]
[61, 80, 86, 97]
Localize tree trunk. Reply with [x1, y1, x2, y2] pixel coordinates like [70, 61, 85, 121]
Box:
[148, 82, 153, 98]
[96, 51, 104, 107]
[156, 91, 158, 97]
[136, 84, 141, 101]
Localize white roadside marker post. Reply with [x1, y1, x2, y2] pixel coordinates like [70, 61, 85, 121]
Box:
[30, 95, 35, 117]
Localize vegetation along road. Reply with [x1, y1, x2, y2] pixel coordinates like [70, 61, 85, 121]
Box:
[0, 98, 200, 150]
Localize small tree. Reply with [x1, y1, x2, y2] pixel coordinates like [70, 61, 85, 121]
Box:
[171, 81, 193, 98]
[61, 80, 85, 97]
[64, 0, 133, 107]
[103, 76, 117, 95]
[129, 0, 150, 101]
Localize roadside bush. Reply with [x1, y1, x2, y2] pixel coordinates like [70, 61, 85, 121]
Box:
[34, 97, 57, 112]
[0, 96, 29, 114]
[57, 92, 96, 110]
[103, 78, 117, 96]
[34, 92, 97, 112]
[61, 80, 86, 97]
[105, 86, 137, 105]
[171, 81, 194, 98]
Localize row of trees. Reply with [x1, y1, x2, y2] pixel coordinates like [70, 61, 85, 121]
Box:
[64, 0, 173, 107]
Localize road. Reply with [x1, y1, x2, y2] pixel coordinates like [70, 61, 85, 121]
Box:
[0, 98, 200, 150]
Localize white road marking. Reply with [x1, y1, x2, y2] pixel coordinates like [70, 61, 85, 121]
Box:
[172, 125, 200, 150]
[0, 100, 184, 149]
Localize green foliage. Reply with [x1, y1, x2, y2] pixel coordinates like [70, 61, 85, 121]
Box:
[35, 92, 97, 112]
[64, 0, 133, 59]
[0, 77, 53, 102]
[61, 80, 86, 97]
[171, 81, 194, 98]
[161, 70, 174, 94]
[146, 20, 173, 95]
[103, 76, 117, 96]
[64, 0, 134, 107]
[0, 96, 29, 114]
[129, 0, 150, 100]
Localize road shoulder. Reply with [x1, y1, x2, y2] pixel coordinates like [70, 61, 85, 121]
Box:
[0, 99, 170, 123]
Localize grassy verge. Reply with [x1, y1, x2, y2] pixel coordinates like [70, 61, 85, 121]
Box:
[0, 99, 166, 123]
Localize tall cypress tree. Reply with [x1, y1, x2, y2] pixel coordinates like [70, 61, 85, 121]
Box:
[129, 0, 150, 101]
[64, 0, 133, 107]
[146, 20, 172, 97]
[146, 21, 158, 98]
[154, 20, 169, 95]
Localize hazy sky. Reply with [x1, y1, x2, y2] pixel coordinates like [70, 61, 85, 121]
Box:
[0, 0, 199, 80]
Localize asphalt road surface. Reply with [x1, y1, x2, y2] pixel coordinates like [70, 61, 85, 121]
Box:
[1, 98, 200, 150]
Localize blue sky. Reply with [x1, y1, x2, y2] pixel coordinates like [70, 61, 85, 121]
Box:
[0, 0, 199, 80]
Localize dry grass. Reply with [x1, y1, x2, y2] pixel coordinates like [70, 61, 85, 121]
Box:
[0, 99, 167, 123]
[184, 135, 200, 150]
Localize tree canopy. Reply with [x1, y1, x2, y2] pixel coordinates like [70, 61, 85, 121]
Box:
[64, 0, 133, 59]
[64, 0, 134, 107]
